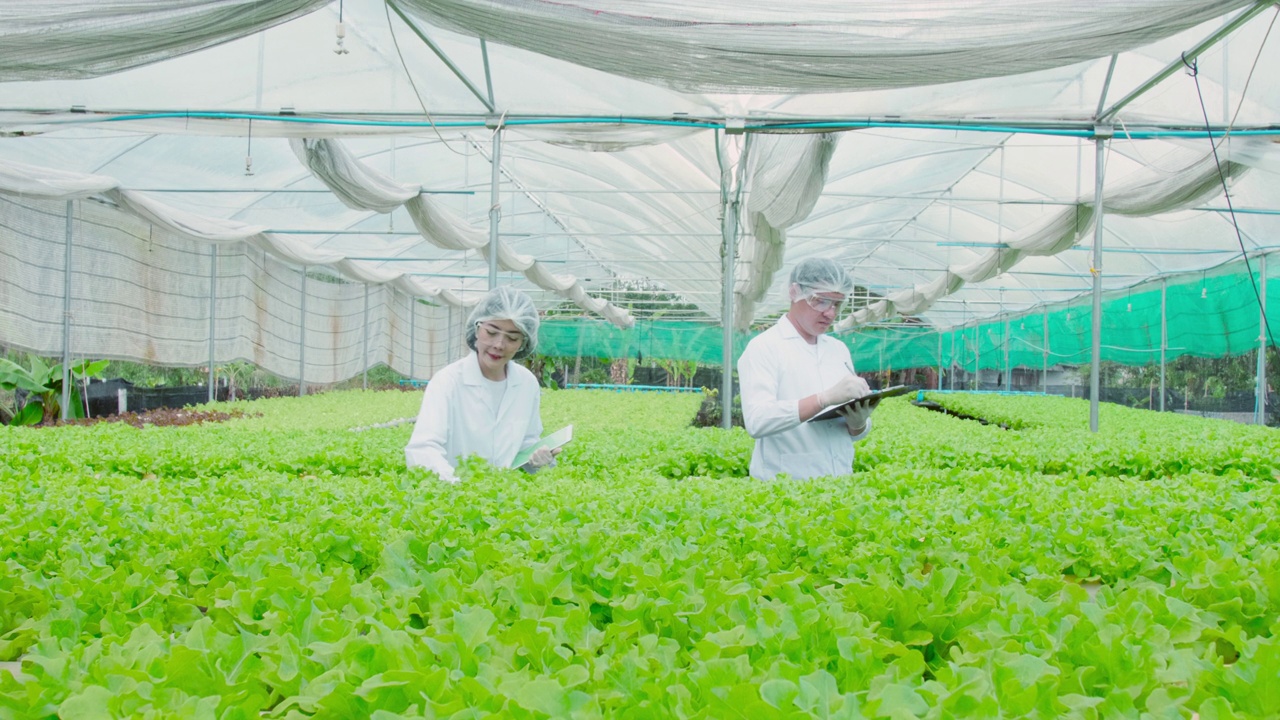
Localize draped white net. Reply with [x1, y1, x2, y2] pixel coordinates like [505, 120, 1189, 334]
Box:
[1, 0, 1279, 382]
[0, 194, 458, 383]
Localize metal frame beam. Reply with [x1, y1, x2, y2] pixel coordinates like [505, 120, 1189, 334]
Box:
[1099, 4, 1271, 123]
[389, 4, 495, 113]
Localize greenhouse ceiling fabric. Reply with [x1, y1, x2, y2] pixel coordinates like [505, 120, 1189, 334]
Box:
[734, 133, 840, 328]
[0, 0, 330, 82]
[837, 139, 1274, 329]
[289, 137, 635, 327]
[1, 0, 1279, 368]
[0, 157, 473, 306]
[0, 1, 1257, 91]
[393, 0, 1258, 93]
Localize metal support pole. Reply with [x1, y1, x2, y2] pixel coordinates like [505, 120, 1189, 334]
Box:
[488, 127, 502, 289]
[950, 332, 956, 390]
[208, 245, 218, 404]
[974, 327, 981, 390]
[1258, 255, 1268, 424]
[61, 201, 74, 421]
[298, 266, 308, 397]
[410, 298, 417, 380]
[937, 330, 943, 391]
[1160, 279, 1167, 412]
[362, 285, 370, 390]
[447, 305, 455, 363]
[1042, 310, 1049, 394]
[720, 197, 738, 429]
[1003, 318, 1012, 391]
[1089, 136, 1108, 432]
[718, 129, 743, 430]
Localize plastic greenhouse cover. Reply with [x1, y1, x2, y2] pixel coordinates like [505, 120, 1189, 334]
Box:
[0, 0, 1278, 339]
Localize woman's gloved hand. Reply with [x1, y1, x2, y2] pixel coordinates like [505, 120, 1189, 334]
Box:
[526, 446, 562, 470]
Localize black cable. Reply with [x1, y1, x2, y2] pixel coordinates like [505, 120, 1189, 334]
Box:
[1184, 53, 1278, 355]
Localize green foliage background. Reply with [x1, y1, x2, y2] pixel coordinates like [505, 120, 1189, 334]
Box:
[1, 390, 1278, 718]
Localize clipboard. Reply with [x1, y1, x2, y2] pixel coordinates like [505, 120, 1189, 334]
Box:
[808, 385, 913, 422]
[512, 424, 573, 467]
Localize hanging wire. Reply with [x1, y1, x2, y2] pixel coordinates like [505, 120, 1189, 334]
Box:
[383, 1, 468, 157]
[1182, 7, 1278, 352]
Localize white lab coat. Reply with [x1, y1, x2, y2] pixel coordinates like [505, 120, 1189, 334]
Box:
[404, 353, 543, 481]
[738, 315, 871, 481]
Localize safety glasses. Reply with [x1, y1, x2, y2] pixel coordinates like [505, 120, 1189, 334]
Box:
[476, 321, 524, 344]
[803, 294, 846, 313]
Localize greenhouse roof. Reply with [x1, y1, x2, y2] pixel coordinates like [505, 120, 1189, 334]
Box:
[2, 0, 1279, 334]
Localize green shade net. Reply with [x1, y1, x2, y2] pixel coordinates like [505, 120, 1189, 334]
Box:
[537, 254, 1276, 373]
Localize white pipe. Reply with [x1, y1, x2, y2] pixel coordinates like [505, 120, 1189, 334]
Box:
[1258, 255, 1268, 424]
[362, 284, 370, 391]
[488, 127, 502, 289]
[208, 245, 217, 404]
[1089, 137, 1108, 432]
[61, 201, 73, 421]
[299, 266, 308, 397]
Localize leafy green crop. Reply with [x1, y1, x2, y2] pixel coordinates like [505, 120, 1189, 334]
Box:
[1, 390, 1277, 718]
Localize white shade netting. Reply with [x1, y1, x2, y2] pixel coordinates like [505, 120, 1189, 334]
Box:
[393, 0, 1256, 93]
[1, 0, 1254, 92]
[289, 137, 634, 327]
[0, 194, 461, 383]
[0, 0, 1279, 378]
[734, 132, 840, 328]
[836, 138, 1275, 329]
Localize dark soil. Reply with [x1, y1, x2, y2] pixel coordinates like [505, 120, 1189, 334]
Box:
[910, 400, 1011, 430]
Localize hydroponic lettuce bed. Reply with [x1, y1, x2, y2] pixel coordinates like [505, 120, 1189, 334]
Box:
[1, 390, 1277, 719]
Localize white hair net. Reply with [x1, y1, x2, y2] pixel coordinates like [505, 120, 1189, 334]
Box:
[464, 286, 540, 359]
[789, 257, 854, 300]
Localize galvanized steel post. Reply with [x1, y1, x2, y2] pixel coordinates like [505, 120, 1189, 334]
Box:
[1160, 279, 1167, 413]
[488, 126, 502, 289]
[1257, 255, 1268, 424]
[61, 201, 74, 421]
[362, 284, 370, 391]
[208, 245, 217, 404]
[299, 266, 308, 397]
[1089, 134, 1109, 432]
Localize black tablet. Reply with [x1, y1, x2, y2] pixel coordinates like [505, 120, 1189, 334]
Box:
[808, 385, 914, 422]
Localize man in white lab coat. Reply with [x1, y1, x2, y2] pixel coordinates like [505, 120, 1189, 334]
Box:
[405, 286, 559, 482]
[738, 258, 878, 480]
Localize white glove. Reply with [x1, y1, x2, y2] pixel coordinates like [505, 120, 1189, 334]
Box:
[817, 374, 871, 408]
[525, 446, 561, 470]
[837, 398, 878, 433]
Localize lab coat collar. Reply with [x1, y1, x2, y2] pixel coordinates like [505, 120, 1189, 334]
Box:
[462, 352, 516, 418]
[777, 314, 806, 342]
[461, 351, 507, 386]
[777, 313, 833, 358]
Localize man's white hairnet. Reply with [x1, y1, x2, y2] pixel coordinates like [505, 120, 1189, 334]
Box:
[789, 257, 854, 301]
[465, 286, 540, 359]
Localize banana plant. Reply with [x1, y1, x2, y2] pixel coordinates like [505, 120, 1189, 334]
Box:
[0, 356, 108, 425]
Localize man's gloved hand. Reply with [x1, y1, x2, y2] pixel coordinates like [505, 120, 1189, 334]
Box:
[525, 446, 562, 470]
[837, 397, 878, 433]
[817, 374, 871, 408]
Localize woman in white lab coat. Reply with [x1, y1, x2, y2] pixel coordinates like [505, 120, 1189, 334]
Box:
[404, 286, 559, 481]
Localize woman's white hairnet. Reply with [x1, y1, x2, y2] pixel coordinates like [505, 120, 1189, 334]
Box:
[464, 286, 540, 359]
[789, 257, 854, 300]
